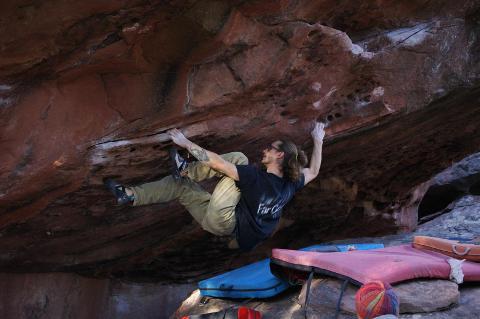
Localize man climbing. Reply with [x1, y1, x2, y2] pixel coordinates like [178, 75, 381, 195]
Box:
[105, 122, 325, 250]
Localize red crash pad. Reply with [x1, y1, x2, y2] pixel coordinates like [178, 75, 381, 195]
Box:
[271, 244, 480, 285]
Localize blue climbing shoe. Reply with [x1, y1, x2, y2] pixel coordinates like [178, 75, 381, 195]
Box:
[169, 148, 188, 180]
[104, 178, 134, 205]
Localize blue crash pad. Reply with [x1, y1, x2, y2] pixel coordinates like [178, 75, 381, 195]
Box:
[198, 243, 384, 299]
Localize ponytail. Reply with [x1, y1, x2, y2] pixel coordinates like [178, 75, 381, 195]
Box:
[279, 140, 308, 182]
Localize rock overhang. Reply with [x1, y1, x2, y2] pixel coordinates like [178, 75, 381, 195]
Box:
[0, 0, 479, 282]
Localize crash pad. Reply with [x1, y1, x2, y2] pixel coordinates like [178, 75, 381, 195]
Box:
[270, 244, 480, 286]
[199, 243, 384, 298]
[413, 235, 480, 262]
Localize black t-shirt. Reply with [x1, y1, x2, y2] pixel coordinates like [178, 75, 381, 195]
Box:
[234, 164, 304, 251]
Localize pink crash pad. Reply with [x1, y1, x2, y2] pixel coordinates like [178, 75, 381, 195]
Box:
[271, 245, 480, 285]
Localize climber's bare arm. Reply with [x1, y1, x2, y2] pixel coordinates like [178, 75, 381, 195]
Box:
[302, 122, 325, 185]
[168, 129, 239, 181]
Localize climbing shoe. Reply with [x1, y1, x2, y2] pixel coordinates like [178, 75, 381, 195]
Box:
[104, 178, 134, 205]
[169, 148, 188, 180]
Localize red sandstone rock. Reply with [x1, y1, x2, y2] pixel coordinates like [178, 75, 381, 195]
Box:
[0, 0, 479, 280]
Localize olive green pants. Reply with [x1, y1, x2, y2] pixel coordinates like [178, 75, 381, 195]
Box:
[130, 152, 248, 236]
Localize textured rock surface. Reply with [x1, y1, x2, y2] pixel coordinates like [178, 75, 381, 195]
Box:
[0, 272, 195, 319]
[418, 152, 480, 220]
[394, 280, 459, 313]
[401, 286, 480, 319]
[416, 195, 480, 239]
[296, 278, 459, 315]
[0, 1, 480, 280]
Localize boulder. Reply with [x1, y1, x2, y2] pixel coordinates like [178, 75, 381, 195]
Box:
[419, 152, 480, 220]
[416, 195, 480, 240]
[400, 286, 480, 319]
[297, 278, 459, 315]
[394, 280, 459, 313]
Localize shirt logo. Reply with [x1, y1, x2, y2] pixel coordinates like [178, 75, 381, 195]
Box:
[257, 202, 284, 218]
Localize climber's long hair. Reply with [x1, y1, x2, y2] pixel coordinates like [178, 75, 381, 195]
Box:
[278, 139, 308, 182]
